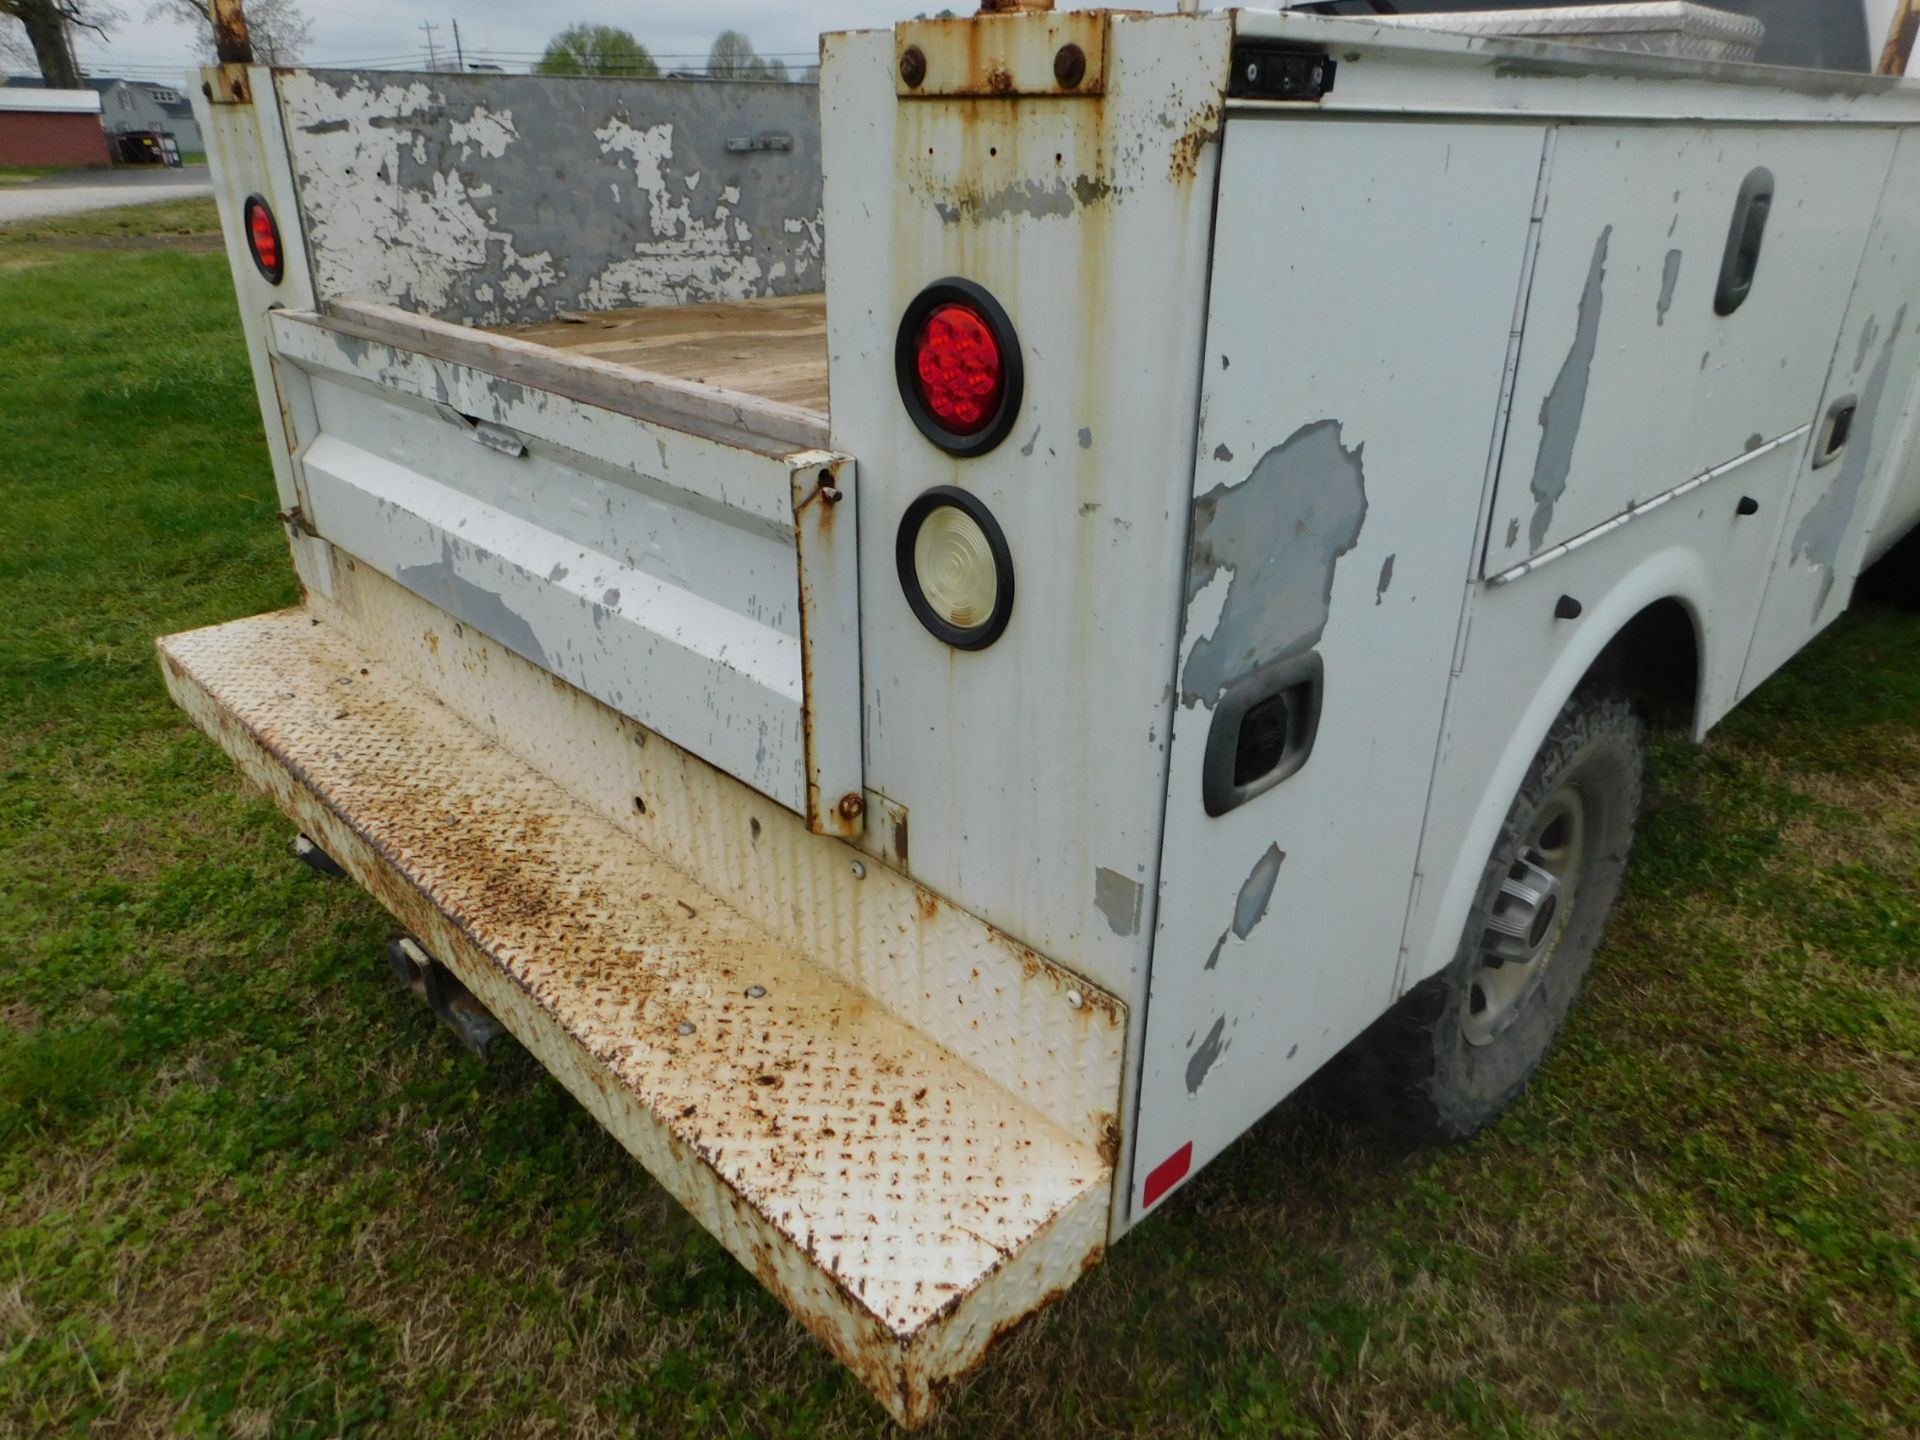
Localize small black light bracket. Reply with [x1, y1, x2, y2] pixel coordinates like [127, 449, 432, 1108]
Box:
[894, 277, 1025, 458]
[1228, 45, 1337, 102]
[896, 485, 1016, 651]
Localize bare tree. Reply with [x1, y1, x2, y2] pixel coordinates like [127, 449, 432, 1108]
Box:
[0, 0, 115, 88]
[150, 0, 310, 65]
[706, 27, 756, 79]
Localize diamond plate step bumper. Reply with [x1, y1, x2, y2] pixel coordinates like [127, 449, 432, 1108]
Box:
[157, 609, 1111, 1427]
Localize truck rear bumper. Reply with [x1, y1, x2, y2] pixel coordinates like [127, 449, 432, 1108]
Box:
[157, 608, 1110, 1426]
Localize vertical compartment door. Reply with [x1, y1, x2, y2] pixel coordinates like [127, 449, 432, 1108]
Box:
[1130, 116, 1544, 1216]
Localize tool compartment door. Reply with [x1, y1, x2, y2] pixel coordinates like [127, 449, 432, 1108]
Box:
[1131, 116, 1545, 1214]
[1483, 124, 1893, 575]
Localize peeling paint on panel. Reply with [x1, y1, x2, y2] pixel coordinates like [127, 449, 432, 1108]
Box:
[1792, 304, 1907, 619]
[1656, 247, 1682, 326]
[1212, 443, 1233, 462]
[1093, 867, 1144, 937]
[397, 537, 551, 670]
[1185, 1016, 1229, 1093]
[931, 173, 1115, 226]
[1529, 225, 1611, 552]
[277, 71, 825, 327]
[1204, 843, 1284, 970]
[1180, 419, 1367, 709]
[1374, 553, 1395, 604]
[1854, 313, 1881, 374]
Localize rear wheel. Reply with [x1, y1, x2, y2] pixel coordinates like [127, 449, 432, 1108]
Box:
[1355, 690, 1645, 1141]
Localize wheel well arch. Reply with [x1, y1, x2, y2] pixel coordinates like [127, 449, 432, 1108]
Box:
[1581, 596, 1704, 732]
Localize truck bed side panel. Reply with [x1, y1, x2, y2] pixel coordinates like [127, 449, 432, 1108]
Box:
[275, 70, 825, 326]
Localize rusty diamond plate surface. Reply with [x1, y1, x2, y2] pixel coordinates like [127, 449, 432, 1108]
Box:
[309, 553, 1128, 1160]
[157, 609, 1109, 1423]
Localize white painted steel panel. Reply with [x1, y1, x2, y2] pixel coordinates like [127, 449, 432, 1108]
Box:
[823, 15, 1233, 1051]
[1131, 116, 1546, 1216]
[1484, 122, 1892, 573]
[1744, 128, 1920, 689]
[1400, 435, 1803, 1005]
[267, 309, 863, 823]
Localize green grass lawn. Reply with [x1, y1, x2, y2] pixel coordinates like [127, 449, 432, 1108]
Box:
[2, 198, 1917, 1439]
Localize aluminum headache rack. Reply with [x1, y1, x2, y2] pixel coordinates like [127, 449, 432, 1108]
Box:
[1366, 3, 1767, 63]
[156, 605, 1122, 1427]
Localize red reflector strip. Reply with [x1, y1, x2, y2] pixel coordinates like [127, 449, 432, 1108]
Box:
[1141, 1141, 1193, 1209]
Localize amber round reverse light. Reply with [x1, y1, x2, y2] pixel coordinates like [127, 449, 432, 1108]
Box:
[243, 194, 284, 284]
[895, 278, 1023, 457]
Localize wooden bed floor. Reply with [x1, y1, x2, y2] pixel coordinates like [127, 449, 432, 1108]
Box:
[494, 294, 829, 413]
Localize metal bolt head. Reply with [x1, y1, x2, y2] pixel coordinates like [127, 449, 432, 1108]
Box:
[850, 860, 867, 880]
[838, 792, 865, 821]
[1053, 42, 1087, 90]
[1066, 989, 1085, 1009]
[676, 1021, 695, 1035]
[746, 984, 767, 999]
[899, 45, 927, 88]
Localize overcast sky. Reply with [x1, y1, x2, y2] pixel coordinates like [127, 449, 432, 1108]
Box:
[50, 2, 1186, 81]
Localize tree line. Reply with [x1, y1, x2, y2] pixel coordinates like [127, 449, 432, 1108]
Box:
[537, 24, 813, 81]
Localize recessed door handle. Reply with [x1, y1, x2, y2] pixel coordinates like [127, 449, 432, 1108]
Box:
[1715, 167, 1774, 317]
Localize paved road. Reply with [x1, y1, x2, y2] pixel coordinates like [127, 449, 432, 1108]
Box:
[0, 165, 212, 225]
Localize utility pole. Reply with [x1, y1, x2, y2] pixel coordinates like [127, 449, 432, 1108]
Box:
[419, 20, 440, 71]
[451, 18, 466, 72]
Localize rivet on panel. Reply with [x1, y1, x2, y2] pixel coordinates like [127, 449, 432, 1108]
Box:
[1066, 990, 1085, 1009]
[850, 860, 867, 880]
[746, 984, 767, 999]
[838, 792, 865, 821]
[899, 45, 927, 87]
[676, 1021, 695, 1035]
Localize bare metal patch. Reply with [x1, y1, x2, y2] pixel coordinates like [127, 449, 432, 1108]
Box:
[1529, 225, 1611, 552]
[932, 174, 1115, 226]
[1793, 304, 1908, 619]
[1656, 247, 1682, 327]
[1204, 843, 1284, 970]
[1180, 419, 1367, 710]
[397, 537, 550, 670]
[1093, 867, 1144, 937]
[1185, 1016, 1230, 1093]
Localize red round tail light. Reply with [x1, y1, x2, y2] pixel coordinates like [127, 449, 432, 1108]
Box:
[915, 304, 1003, 434]
[243, 194, 284, 284]
[895, 279, 1022, 456]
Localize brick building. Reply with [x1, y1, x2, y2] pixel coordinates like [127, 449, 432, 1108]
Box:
[0, 87, 109, 168]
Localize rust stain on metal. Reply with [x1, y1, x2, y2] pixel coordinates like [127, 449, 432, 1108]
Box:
[211, 0, 254, 66]
[155, 609, 1113, 1428]
[838, 792, 865, 822]
[1169, 101, 1223, 181]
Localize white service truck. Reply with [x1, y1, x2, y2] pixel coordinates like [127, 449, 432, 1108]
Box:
[167, 0, 1920, 1423]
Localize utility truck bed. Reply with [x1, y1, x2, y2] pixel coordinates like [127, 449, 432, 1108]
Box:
[177, 0, 1920, 1426]
[493, 295, 830, 414]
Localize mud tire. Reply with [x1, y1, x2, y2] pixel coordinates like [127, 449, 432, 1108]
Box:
[1350, 690, 1645, 1142]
